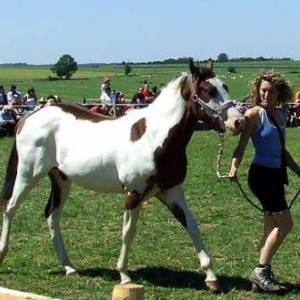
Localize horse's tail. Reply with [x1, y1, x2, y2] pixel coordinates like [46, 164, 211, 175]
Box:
[44, 169, 63, 219]
[1, 139, 19, 211]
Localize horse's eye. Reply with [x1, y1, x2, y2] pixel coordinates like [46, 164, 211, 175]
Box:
[208, 87, 217, 97]
[222, 84, 229, 92]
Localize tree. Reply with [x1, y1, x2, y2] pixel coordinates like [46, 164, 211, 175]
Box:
[217, 53, 229, 62]
[51, 54, 78, 79]
[227, 66, 236, 73]
[124, 63, 132, 76]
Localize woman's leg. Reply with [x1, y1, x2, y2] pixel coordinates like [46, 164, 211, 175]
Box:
[250, 209, 293, 293]
[259, 210, 293, 265]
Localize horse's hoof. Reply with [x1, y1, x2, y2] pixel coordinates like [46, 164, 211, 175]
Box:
[120, 278, 132, 285]
[66, 270, 79, 277]
[205, 280, 223, 293]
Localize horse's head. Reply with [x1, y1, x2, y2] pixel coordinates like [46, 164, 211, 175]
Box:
[181, 58, 245, 135]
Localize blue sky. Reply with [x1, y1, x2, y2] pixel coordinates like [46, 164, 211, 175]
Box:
[1, 0, 299, 64]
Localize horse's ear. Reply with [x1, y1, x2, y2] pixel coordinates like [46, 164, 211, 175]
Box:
[206, 58, 214, 71]
[188, 58, 199, 75]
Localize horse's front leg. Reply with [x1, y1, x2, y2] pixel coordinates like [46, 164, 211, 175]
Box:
[117, 203, 142, 284]
[157, 185, 220, 292]
[46, 170, 77, 276]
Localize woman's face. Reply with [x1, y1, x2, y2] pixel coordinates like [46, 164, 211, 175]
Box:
[259, 80, 279, 107]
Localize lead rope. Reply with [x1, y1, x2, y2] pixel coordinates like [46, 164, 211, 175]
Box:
[216, 132, 300, 211]
[216, 132, 263, 213]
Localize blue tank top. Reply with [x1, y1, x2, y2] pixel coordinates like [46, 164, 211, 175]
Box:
[251, 109, 285, 168]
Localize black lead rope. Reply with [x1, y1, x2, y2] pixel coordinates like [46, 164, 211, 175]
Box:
[236, 106, 300, 212]
[261, 106, 288, 185]
[235, 179, 300, 212]
[216, 118, 300, 212]
[235, 180, 264, 212]
[261, 106, 300, 210]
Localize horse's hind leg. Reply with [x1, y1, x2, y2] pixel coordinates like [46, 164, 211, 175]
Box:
[46, 168, 77, 276]
[0, 164, 40, 264]
[157, 185, 221, 292]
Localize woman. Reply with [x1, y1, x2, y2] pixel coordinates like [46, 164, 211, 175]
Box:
[228, 71, 300, 294]
[22, 87, 38, 109]
[100, 77, 111, 103]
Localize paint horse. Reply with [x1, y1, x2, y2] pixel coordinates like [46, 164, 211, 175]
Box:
[0, 59, 244, 292]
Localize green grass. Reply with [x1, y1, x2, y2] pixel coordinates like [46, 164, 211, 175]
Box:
[1, 129, 300, 299]
[1, 62, 300, 299]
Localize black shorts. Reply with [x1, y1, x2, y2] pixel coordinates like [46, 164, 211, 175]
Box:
[248, 163, 288, 213]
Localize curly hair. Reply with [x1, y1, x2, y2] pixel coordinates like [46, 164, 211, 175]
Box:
[249, 71, 293, 106]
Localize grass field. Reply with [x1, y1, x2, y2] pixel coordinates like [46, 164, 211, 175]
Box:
[1, 62, 300, 299]
[1, 128, 300, 299]
[0, 60, 300, 103]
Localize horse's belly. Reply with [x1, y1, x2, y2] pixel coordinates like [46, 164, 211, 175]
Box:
[60, 163, 123, 193]
[70, 173, 123, 193]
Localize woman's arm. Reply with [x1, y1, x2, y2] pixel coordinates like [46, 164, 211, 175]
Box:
[228, 107, 259, 179]
[285, 150, 300, 177]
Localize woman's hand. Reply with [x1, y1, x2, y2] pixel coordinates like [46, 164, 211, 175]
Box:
[228, 168, 238, 182]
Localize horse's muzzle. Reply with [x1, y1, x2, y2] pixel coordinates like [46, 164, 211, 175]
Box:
[227, 116, 245, 135]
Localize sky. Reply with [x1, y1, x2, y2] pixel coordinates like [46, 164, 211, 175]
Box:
[1, 0, 299, 64]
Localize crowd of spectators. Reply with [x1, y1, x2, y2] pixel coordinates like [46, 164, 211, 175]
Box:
[235, 94, 300, 128]
[2, 78, 300, 138]
[0, 83, 61, 137]
[91, 77, 163, 117]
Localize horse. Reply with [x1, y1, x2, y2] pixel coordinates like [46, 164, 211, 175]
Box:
[0, 58, 244, 292]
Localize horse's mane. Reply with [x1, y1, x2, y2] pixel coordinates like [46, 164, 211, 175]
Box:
[53, 103, 116, 122]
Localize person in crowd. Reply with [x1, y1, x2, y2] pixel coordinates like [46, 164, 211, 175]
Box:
[37, 95, 61, 109]
[46, 94, 61, 105]
[294, 85, 300, 102]
[90, 103, 109, 115]
[131, 87, 145, 109]
[22, 87, 38, 110]
[152, 86, 158, 96]
[100, 77, 111, 103]
[236, 101, 251, 114]
[0, 105, 17, 137]
[289, 99, 300, 127]
[110, 90, 117, 104]
[0, 85, 8, 106]
[228, 71, 300, 294]
[116, 91, 128, 115]
[7, 84, 22, 105]
[142, 84, 155, 104]
[118, 91, 125, 104]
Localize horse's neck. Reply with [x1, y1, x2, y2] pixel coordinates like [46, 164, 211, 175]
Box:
[148, 89, 197, 148]
[149, 80, 186, 119]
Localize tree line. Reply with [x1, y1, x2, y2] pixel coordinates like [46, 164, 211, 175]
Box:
[0, 53, 293, 80]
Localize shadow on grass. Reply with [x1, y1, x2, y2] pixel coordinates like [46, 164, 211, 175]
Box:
[76, 266, 244, 293]
[49, 266, 300, 294]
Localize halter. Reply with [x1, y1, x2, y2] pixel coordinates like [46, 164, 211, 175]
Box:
[188, 75, 235, 123]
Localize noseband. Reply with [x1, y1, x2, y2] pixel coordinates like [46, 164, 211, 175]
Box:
[188, 75, 235, 123]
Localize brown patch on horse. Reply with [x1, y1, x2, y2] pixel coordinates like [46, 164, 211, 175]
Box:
[180, 71, 215, 105]
[1, 140, 19, 211]
[16, 119, 25, 134]
[130, 118, 146, 141]
[151, 110, 197, 191]
[123, 181, 155, 210]
[44, 167, 67, 218]
[170, 204, 187, 227]
[124, 191, 142, 210]
[55, 103, 116, 122]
